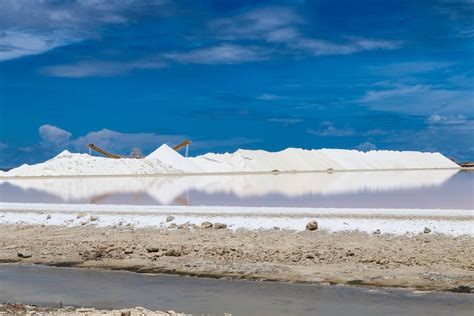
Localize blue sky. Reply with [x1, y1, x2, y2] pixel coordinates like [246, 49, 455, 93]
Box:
[0, 0, 473, 167]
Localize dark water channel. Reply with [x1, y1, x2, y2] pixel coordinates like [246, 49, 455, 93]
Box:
[0, 264, 472, 315]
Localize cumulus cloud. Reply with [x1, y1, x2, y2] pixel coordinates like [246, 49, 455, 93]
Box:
[72, 128, 183, 154]
[39, 124, 72, 147]
[35, 124, 184, 156]
[164, 44, 270, 65]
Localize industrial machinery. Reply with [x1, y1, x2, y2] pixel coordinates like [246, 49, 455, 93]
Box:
[87, 140, 191, 158]
[87, 144, 125, 159]
[172, 140, 191, 157]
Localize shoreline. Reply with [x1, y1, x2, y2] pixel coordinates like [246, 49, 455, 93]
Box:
[0, 166, 465, 180]
[1, 224, 472, 293]
[1, 202, 472, 236]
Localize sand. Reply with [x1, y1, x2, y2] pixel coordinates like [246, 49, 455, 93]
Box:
[0, 224, 472, 292]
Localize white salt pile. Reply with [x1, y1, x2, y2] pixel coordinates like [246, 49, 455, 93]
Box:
[190, 148, 459, 172]
[5, 150, 179, 177]
[147, 144, 203, 173]
[1, 146, 460, 177]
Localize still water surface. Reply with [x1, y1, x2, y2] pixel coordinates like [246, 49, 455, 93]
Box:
[1, 170, 472, 209]
[0, 264, 472, 316]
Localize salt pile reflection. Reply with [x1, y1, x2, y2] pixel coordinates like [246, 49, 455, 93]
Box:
[1, 170, 471, 209]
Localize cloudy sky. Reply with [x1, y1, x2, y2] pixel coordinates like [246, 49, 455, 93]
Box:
[0, 0, 473, 167]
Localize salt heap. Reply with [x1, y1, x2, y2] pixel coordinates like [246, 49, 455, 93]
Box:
[190, 148, 460, 172]
[1, 147, 460, 177]
[5, 150, 179, 177]
[146, 144, 203, 173]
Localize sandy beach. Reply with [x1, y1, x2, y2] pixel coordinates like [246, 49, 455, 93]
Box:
[0, 224, 472, 292]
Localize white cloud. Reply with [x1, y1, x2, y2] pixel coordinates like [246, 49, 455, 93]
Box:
[427, 114, 471, 126]
[34, 124, 260, 156]
[36, 125, 183, 155]
[267, 118, 302, 125]
[286, 37, 401, 56]
[0, 0, 169, 61]
[364, 129, 392, 136]
[0, 31, 75, 61]
[39, 124, 72, 147]
[361, 84, 474, 114]
[164, 44, 270, 65]
[42, 60, 166, 78]
[373, 61, 454, 75]
[209, 7, 302, 40]
[355, 142, 377, 151]
[307, 126, 355, 137]
[208, 6, 401, 57]
[257, 94, 281, 100]
[72, 128, 183, 154]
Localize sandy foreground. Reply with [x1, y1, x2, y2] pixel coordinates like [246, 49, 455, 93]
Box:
[0, 224, 472, 292]
[0, 303, 189, 315]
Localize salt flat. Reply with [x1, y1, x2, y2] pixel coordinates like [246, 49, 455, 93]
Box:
[1, 202, 472, 236]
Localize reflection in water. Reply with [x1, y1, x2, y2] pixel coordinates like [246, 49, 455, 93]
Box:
[1, 170, 473, 209]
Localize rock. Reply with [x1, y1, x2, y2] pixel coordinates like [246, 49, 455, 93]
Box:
[166, 215, 175, 222]
[213, 223, 227, 229]
[46, 215, 51, 220]
[452, 285, 472, 293]
[81, 250, 99, 260]
[424, 227, 431, 234]
[373, 229, 381, 235]
[168, 223, 177, 229]
[305, 220, 318, 231]
[201, 221, 213, 229]
[121, 311, 132, 316]
[145, 246, 159, 253]
[77, 212, 87, 219]
[76, 308, 96, 313]
[17, 251, 32, 258]
[89, 215, 99, 222]
[177, 224, 189, 230]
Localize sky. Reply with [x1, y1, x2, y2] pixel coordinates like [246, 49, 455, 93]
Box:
[0, 0, 473, 168]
